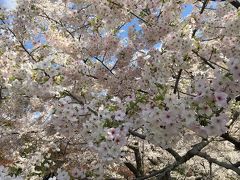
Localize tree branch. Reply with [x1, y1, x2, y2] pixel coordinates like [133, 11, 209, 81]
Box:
[39, 12, 75, 39]
[235, 95, 240, 102]
[192, 50, 215, 69]
[197, 152, 240, 175]
[200, 0, 210, 14]
[173, 69, 182, 95]
[64, 90, 98, 116]
[129, 130, 182, 162]
[221, 132, 240, 150]
[233, 161, 240, 167]
[138, 140, 209, 179]
[93, 56, 115, 75]
[0, 18, 38, 62]
[220, 111, 240, 150]
[107, 0, 150, 26]
[129, 130, 146, 140]
[128, 144, 144, 177]
[227, 111, 239, 128]
[124, 162, 139, 177]
[229, 0, 240, 8]
[198, 0, 240, 9]
[165, 148, 182, 161]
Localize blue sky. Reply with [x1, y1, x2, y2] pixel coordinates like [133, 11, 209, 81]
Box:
[116, 4, 194, 49]
[182, 4, 193, 17]
[0, 0, 17, 10]
[117, 4, 193, 39]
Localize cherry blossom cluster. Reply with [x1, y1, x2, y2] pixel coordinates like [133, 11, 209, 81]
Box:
[0, 0, 239, 179]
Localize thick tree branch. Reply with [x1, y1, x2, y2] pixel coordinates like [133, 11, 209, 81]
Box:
[128, 145, 144, 177]
[165, 148, 182, 161]
[234, 161, 240, 167]
[200, 0, 210, 14]
[235, 95, 240, 102]
[227, 111, 239, 128]
[221, 132, 240, 150]
[229, 1, 240, 8]
[138, 140, 209, 179]
[221, 111, 240, 150]
[198, 0, 240, 9]
[124, 162, 139, 177]
[197, 152, 240, 175]
[129, 130, 146, 140]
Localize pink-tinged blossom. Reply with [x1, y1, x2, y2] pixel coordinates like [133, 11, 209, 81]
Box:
[106, 128, 118, 140]
[1, 0, 240, 178]
[114, 134, 126, 146]
[206, 113, 228, 136]
[71, 168, 86, 179]
[197, 127, 208, 139]
[56, 169, 70, 180]
[198, 104, 212, 116]
[214, 92, 228, 107]
[228, 58, 240, 81]
[114, 110, 126, 121]
[183, 110, 196, 125]
[160, 110, 176, 124]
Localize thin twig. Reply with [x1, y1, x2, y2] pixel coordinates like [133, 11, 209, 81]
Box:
[173, 69, 182, 95]
[192, 50, 215, 69]
[107, 0, 151, 26]
[0, 18, 37, 62]
[94, 56, 115, 75]
[64, 90, 98, 116]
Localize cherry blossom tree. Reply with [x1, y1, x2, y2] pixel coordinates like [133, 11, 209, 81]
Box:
[0, 0, 240, 179]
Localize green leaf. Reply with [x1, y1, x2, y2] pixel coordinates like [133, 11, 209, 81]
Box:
[8, 76, 16, 82]
[107, 104, 118, 112]
[8, 166, 22, 176]
[103, 119, 121, 128]
[126, 101, 139, 115]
